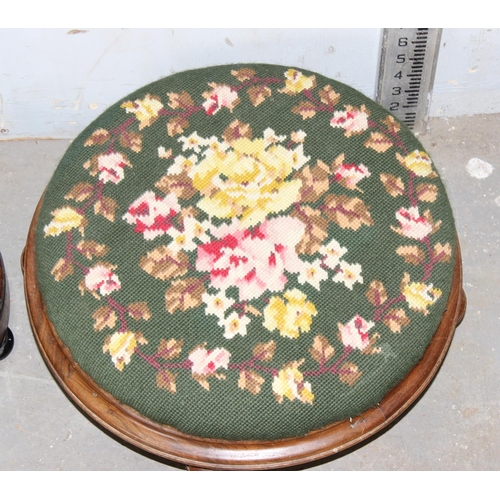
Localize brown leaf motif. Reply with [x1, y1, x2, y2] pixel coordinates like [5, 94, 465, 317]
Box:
[291, 205, 329, 255]
[92, 306, 117, 331]
[156, 369, 178, 393]
[364, 132, 393, 153]
[155, 172, 197, 199]
[318, 85, 340, 107]
[94, 196, 117, 222]
[140, 246, 189, 281]
[339, 362, 362, 386]
[157, 338, 183, 360]
[83, 156, 99, 177]
[165, 277, 206, 314]
[383, 308, 410, 333]
[292, 101, 317, 120]
[322, 194, 374, 230]
[238, 370, 265, 395]
[76, 240, 108, 259]
[252, 340, 276, 362]
[84, 128, 110, 147]
[396, 245, 426, 265]
[167, 116, 189, 137]
[119, 131, 143, 153]
[309, 335, 335, 364]
[294, 160, 330, 203]
[247, 85, 271, 107]
[366, 281, 388, 307]
[166, 90, 194, 110]
[231, 68, 256, 81]
[65, 182, 94, 202]
[127, 302, 152, 321]
[382, 115, 401, 134]
[380, 173, 405, 197]
[423, 209, 442, 234]
[432, 242, 452, 263]
[51, 258, 74, 282]
[222, 120, 253, 144]
[416, 183, 439, 203]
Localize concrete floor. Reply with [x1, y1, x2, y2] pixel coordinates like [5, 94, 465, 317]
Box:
[0, 114, 499, 471]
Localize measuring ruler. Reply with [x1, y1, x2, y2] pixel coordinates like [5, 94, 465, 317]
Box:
[376, 28, 442, 135]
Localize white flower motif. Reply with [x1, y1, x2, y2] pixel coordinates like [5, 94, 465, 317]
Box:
[167, 154, 198, 176]
[157, 146, 172, 159]
[291, 130, 307, 143]
[202, 291, 235, 319]
[289, 144, 310, 170]
[332, 261, 363, 290]
[218, 312, 251, 340]
[320, 238, 348, 269]
[167, 216, 212, 254]
[178, 132, 207, 153]
[297, 259, 328, 291]
[263, 127, 286, 146]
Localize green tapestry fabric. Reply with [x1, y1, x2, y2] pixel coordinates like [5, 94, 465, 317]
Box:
[35, 64, 456, 441]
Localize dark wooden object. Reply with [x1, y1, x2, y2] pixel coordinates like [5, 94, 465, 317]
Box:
[22, 197, 466, 470]
[0, 252, 14, 360]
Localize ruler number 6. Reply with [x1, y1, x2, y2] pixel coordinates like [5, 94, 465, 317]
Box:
[398, 37, 408, 46]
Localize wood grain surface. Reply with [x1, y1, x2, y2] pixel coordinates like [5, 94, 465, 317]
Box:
[22, 195, 466, 470]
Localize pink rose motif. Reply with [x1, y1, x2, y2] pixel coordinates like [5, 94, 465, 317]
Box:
[339, 315, 374, 350]
[395, 207, 433, 240]
[330, 106, 369, 136]
[202, 84, 239, 116]
[196, 216, 305, 301]
[188, 346, 230, 376]
[97, 152, 129, 184]
[122, 190, 181, 240]
[334, 163, 370, 189]
[85, 264, 121, 296]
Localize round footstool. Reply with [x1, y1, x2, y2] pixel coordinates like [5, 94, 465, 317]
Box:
[23, 64, 465, 469]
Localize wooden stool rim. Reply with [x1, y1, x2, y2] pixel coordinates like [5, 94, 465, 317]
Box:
[22, 194, 466, 470]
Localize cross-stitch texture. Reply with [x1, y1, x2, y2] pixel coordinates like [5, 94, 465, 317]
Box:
[35, 64, 456, 440]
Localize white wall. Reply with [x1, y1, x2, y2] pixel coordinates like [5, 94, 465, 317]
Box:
[430, 28, 500, 117]
[1, 28, 499, 140]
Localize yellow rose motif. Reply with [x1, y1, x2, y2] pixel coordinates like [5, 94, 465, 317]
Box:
[44, 206, 84, 237]
[191, 137, 304, 227]
[263, 288, 317, 339]
[399, 150, 434, 177]
[281, 69, 316, 95]
[121, 94, 163, 130]
[272, 360, 314, 404]
[403, 281, 442, 315]
[103, 331, 147, 371]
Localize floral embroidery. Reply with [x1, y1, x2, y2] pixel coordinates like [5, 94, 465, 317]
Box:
[263, 289, 317, 339]
[403, 281, 442, 315]
[191, 135, 305, 227]
[196, 216, 305, 301]
[44, 207, 85, 237]
[123, 191, 181, 240]
[43, 66, 453, 410]
[272, 360, 314, 404]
